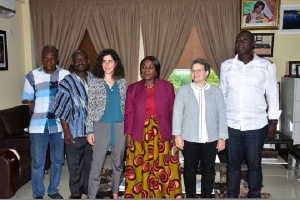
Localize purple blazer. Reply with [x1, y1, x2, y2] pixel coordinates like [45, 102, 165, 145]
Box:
[124, 79, 175, 143]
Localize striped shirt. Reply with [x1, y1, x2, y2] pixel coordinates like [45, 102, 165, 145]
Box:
[22, 66, 70, 134]
[52, 72, 94, 138]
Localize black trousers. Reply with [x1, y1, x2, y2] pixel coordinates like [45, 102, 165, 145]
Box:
[183, 140, 217, 198]
[65, 137, 92, 197]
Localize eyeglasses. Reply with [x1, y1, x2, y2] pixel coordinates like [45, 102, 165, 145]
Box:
[191, 69, 205, 74]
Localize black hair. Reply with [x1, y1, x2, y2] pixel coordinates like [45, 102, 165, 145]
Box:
[238, 30, 255, 42]
[254, 1, 265, 10]
[71, 49, 88, 61]
[94, 49, 125, 79]
[140, 56, 161, 78]
[191, 58, 211, 76]
[41, 45, 58, 59]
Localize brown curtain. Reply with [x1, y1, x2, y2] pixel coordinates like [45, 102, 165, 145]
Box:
[194, 0, 240, 77]
[29, 0, 91, 69]
[140, 0, 198, 80]
[87, 0, 140, 84]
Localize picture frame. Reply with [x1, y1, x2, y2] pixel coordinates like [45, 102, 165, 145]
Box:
[0, 30, 8, 71]
[289, 61, 300, 77]
[279, 5, 300, 33]
[297, 65, 300, 77]
[277, 82, 280, 106]
[253, 33, 274, 57]
[241, 0, 280, 30]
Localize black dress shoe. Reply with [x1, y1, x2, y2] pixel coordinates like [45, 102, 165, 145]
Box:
[48, 193, 63, 199]
[35, 196, 43, 199]
[69, 195, 81, 199]
[201, 194, 215, 198]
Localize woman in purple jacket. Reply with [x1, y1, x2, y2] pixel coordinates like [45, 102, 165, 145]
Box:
[124, 56, 182, 198]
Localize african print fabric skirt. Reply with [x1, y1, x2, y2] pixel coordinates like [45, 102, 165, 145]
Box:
[124, 116, 182, 198]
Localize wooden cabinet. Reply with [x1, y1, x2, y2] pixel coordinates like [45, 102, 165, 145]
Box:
[281, 78, 300, 144]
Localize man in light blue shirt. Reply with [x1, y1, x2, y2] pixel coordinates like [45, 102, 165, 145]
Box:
[22, 45, 69, 199]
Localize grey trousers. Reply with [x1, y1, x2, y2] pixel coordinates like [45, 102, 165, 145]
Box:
[88, 121, 125, 199]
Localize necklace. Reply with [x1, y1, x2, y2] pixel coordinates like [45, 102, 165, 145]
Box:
[145, 83, 154, 89]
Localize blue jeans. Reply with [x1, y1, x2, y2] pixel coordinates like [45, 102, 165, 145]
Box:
[226, 126, 267, 198]
[30, 128, 64, 198]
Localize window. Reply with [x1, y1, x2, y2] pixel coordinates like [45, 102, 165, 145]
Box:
[169, 69, 219, 93]
[168, 26, 219, 93]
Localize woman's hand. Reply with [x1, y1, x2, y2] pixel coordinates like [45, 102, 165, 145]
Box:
[126, 134, 133, 147]
[174, 135, 184, 150]
[87, 133, 95, 145]
[217, 139, 226, 152]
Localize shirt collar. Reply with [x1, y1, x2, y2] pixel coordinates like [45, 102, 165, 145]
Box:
[74, 71, 94, 85]
[191, 82, 210, 90]
[234, 54, 260, 64]
[39, 65, 60, 74]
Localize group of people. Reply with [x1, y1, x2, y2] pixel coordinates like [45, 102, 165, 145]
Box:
[22, 30, 281, 199]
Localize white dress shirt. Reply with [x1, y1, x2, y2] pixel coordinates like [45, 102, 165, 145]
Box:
[220, 54, 282, 131]
[191, 82, 210, 143]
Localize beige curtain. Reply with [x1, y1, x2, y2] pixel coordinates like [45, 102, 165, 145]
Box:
[87, 0, 140, 84]
[194, 0, 240, 77]
[29, 0, 91, 69]
[140, 0, 198, 80]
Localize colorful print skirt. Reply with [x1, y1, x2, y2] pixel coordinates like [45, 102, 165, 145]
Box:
[124, 116, 182, 198]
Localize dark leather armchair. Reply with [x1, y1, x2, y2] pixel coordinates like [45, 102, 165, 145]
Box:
[0, 105, 54, 198]
[0, 105, 31, 198]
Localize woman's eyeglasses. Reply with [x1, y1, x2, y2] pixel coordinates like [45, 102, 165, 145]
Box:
[191, 69, 205, 74]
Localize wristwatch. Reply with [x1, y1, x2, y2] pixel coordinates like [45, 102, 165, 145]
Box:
[268, 119, 278, 125]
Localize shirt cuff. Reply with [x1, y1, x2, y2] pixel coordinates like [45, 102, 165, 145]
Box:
[268, 110, 282, 120]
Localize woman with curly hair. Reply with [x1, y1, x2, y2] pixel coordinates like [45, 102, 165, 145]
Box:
[86, 49, 127, 199]
[124, 56, 182, 198]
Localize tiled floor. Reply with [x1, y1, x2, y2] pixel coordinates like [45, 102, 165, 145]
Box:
[12, 159, 300, 199]
[262, 164, 300, 199]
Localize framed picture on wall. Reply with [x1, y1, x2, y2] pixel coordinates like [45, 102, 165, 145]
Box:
[0, 30, 8, 71]
[253, 33, 274, 57]
[297, 65, 300, 77]
[289, 61, 300, 77]
[241, 0, 280, 30]
[279, 5, 300, 33]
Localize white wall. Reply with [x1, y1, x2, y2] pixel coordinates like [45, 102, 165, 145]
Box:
[0, 0, 34, 109]
[252, 0, 300, 80]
